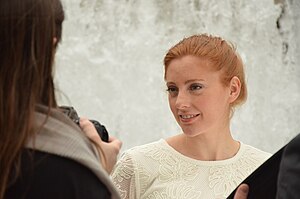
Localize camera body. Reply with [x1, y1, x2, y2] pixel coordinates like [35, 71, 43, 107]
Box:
[59, 106, 109, 142]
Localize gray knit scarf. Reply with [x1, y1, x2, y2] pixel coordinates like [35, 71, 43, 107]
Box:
[25, 105, 120, 199]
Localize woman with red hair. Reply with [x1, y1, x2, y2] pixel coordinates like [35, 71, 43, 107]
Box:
[111, 34, 270, 199]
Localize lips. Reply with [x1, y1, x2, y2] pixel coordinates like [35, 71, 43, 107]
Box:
[179, 114, 200, 123]
[180, 114, 198, 119]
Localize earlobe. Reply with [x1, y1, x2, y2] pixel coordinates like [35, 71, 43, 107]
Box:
[229, 76, 241, 103]
[53, 37, 57, 45]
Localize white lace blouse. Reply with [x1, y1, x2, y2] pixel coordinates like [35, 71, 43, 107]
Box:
[111, 139, 271, 199]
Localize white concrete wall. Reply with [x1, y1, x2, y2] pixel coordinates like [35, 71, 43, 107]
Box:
[55, 0, 300, 154]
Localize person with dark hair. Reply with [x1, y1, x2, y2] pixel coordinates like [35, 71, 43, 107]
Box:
[0, 0, 122, 198]
[111, 34, 271, 199]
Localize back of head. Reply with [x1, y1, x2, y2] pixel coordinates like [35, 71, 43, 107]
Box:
[0, 0, 64, 198]
[164, 34, 247, 108]
[53, 0, 65, 45]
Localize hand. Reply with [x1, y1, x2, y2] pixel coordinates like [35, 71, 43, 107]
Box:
[234, 184, 249, 199]
[79, 118, 122, 173]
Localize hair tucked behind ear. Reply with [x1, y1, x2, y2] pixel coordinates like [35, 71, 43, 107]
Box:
[0, 0, 62, 198]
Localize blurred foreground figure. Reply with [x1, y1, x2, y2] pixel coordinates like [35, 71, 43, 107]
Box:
[0, 0, 121, 198]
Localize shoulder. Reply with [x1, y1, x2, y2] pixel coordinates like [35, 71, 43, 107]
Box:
[240, 143, 272, 162]
[111, 140, 166, 189]
[285, 133, 300, 151]
[6, 149, 111, 199]
[112, 139, 167, 174]
[123, 139, 167, 158]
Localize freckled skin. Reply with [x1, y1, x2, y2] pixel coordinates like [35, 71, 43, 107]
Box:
[165, 55, 232, 138]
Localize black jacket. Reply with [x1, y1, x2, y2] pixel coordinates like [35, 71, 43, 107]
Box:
[5, 149, 111, 199]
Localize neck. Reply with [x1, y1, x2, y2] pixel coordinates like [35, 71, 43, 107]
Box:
[167, 128, 240, 161]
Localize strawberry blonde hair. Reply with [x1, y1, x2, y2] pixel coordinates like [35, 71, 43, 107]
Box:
[164, 34, 247, 108]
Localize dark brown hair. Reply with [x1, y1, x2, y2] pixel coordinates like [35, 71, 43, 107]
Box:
[164, 34, 247, 108]
[0, 0, 64, 198]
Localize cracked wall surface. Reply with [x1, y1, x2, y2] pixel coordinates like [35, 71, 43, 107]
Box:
[55, 0, 300, 153]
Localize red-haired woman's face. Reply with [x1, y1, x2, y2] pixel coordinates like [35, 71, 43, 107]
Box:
[165, 55, 233, 137]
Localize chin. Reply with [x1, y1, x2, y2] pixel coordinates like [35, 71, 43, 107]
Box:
[182, 128, 202, 137]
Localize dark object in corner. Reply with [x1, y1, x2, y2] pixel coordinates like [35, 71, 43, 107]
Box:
[59, 106, 109, 142]
[227, 146, 284, 199]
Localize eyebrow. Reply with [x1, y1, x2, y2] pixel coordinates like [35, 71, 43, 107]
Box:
[166, 79, 205, 85]
[184, 79, 205, 84]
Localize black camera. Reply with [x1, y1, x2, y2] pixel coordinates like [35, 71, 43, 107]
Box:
[59, 106, 109, 142]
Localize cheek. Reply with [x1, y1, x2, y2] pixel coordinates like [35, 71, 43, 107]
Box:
[193, 97, 207, 109]
[205, 95, 230, 115]
[168, 97, 177, 114]
[168, 97, 174, 109]
[193, 96, 218, 116]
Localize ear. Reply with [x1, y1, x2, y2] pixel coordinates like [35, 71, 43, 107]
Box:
[53, 37, 58, 45]
[228, 76, 241, 103]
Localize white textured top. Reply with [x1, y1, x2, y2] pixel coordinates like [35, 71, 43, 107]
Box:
[111, 139, 271, 199]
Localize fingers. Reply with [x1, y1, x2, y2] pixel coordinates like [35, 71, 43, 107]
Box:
[108, 135, 118, 142]
[100, 138, 122, 173]
[234, 184, 249, 199]
[78, 118, 123, 173]
[79, 118, 101, 142]
[108, 136, 123, 149]
[101, 136, 122, 158]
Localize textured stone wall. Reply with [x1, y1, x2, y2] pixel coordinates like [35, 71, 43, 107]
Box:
[55, 0, 300, 153]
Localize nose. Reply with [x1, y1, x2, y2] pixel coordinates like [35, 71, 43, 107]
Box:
[175, 91, 190, 109]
